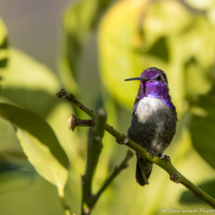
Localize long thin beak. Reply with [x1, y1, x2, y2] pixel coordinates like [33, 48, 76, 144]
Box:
[124, 77, 148, 81]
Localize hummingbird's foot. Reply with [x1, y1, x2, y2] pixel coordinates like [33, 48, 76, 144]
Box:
[148, 150, 153, 158]
[158, 153, 170, 161]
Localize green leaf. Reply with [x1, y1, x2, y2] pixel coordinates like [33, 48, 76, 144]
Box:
[1, 49, 60, 118]
[185, 0, 215, 10]
[184, 57, 211, 99]
[98, 0, 151, 108]
[0, 161, 37, 194]
[60, 0, 115, 91]
[0, 117, 23, 155]
[147, 37, 169, 62]
[0, 103, 69, 195]
[0, 18, 9, 69]
[179, 179, 215, 204]
[189, 86, 215, 169]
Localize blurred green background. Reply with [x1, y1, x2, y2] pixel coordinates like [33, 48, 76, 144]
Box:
[1, 0, 215, 214]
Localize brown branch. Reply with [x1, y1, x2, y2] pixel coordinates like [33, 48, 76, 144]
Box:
[81, 109, 106, 215]
[92, 150, 134, 204]
[56, 89, 215, 209]
[68, 114, 94, 131]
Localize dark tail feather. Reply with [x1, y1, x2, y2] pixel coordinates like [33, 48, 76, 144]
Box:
[136, 156, 153, 186]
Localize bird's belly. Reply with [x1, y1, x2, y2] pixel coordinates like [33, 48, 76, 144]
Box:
[128, 97, 176, 155]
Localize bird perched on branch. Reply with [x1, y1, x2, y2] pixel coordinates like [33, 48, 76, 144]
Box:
[125, 67, 177, 186]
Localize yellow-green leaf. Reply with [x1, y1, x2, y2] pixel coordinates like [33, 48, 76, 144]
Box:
[185, 0, 215, 10]
[0, 103, 69, 196]
[190, 86, 215, 169]
[60, 0, 115, 92]
[0, 18, 9, 69]
[98, 0, 150, 108]
[1, 49, 60, 118]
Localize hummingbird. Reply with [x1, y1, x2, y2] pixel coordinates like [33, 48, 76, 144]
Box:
[125, 67, 177, 186]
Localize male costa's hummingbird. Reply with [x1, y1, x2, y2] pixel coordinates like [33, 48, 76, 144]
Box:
[125, 67, 177, 186]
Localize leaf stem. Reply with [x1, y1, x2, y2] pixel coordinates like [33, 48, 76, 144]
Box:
[59, 195, 72, 215]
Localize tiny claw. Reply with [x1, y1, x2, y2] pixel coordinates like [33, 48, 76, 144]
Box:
[148, 150, 153, 158]
[159, 154, 170, 161]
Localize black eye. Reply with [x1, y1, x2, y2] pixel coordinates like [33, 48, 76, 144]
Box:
[155, 75, 162, 81]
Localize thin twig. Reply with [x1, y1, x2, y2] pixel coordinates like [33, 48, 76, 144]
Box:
[92, 150, 134, 203]
[81, 109, 106, 215]
[67, 115, 135, 203]
[56, 89, 215, 209]
[68, 114, 94, 131]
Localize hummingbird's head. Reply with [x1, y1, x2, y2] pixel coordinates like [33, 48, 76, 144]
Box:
[125, 67, 168, 86]
[140, 67, 168, 84]
[125, 68, 175, 109]
[125, 67, 174, 109]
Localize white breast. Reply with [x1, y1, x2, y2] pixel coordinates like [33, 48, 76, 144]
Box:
[135, 97, 170, 153]
[135, 97, 167, 122]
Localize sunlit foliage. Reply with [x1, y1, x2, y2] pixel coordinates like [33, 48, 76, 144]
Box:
[0, 0, 215, 214]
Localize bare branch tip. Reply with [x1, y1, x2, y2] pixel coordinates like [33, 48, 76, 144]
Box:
[68, 114, 77, 131]
[56, 89, 68, 98]
[98, 109, 107, 117]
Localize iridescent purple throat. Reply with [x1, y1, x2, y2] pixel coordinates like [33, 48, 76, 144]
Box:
[135, 81, 175, 110]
